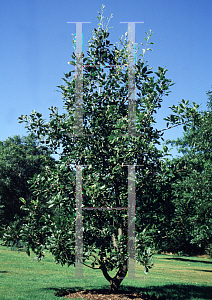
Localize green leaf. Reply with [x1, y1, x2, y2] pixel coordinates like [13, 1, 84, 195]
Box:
[20, 197, 26, 204]
[68, 61, 76, 66]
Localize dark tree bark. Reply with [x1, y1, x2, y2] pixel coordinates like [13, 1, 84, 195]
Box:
[100, 258, 128, 293]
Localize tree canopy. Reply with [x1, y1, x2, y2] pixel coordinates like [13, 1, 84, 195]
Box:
[3, 6, 201, 293]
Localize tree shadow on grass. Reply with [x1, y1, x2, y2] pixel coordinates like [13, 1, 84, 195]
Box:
[164, 257, 212, 264]
[193, 269, 212, 273]
[120, 284, 212, 300]
[0, 271, 8, 273]
[48, 284, 212, 299]
[49, 285, 166, 299]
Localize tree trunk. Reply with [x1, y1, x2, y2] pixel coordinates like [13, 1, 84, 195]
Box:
[109, 259, 128, 293]
[100, 258, 128, 293]
[109, 278, 121, 293]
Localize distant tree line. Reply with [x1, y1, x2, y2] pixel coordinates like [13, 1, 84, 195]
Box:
[0, 133, 56, 236]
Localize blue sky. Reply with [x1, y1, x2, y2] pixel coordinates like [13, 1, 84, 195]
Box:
[1, 0, 212, 158]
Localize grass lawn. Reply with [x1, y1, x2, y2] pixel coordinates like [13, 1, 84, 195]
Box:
[0, 243, 212, 300]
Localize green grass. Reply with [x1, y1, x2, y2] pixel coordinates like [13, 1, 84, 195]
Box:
[0, 243, 212, 299]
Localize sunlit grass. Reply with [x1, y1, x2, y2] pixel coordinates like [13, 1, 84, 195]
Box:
[0, 243, 212, 299]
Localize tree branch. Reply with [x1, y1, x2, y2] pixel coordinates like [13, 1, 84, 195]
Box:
[82, 262, 100, 269]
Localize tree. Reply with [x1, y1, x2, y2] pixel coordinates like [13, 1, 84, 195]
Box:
[164, 88, 212, 256]
[0, 133, 55, 235]
[3, 5, 200, 293]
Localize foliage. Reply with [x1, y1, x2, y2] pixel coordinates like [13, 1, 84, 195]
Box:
[0, 133, 55, 234]
[164, 88, 212, 256]
[3, 5, 200, 292]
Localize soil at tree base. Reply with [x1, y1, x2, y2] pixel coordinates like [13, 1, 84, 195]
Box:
[55, 289, 166, 299]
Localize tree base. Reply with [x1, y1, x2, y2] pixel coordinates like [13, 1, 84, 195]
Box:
[55, 288, 165, 299]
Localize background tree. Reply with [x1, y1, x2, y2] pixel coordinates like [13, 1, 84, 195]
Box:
[0, 133, 55, 236]
[3, 6, 200, 293]
[164, 89, 212, 256]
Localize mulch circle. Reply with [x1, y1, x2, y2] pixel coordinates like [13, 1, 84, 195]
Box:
[55, 289, 166, 300]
